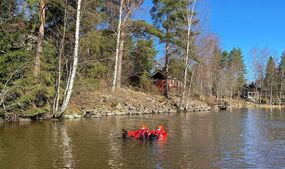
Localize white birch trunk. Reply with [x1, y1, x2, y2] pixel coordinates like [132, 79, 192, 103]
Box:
[112, 0, 124, 92]
[186, 67, 196, 110]
[53, 0, 67, 114]
[179, 0, 197, 108]
[57, 0, 82, 117]
[116, 32, 125, 88]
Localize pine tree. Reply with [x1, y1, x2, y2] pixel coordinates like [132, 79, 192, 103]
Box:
[265, 56, 276, 105]
[151, 0, 189, 97]
[278, 52, 285, 105]
[228, 48, 246, 98]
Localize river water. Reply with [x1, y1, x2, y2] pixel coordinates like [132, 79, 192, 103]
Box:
[1, 109, 285, 169]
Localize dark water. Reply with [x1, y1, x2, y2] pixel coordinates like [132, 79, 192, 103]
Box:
[1, 109, 285, 169]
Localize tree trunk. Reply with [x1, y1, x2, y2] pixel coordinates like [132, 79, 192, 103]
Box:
[164, 41, 170, 98]
[116, 32, 125, 88]
[186, 67, 195, 110]
[53, 0, 67, 114]
[230, 84, 233, 100]
[270, 84, 273, 106]
[112, 0, 124, 92]
[279, 82, 282, 106]
[33, 0, 45, 77]
[279, 72, 283, 106]
[179, 0, 196, 108]
[260, 80, 263, 104]
[57, 0, 82, 117]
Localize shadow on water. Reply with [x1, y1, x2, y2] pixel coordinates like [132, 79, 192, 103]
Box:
[1, 109, 285, 169]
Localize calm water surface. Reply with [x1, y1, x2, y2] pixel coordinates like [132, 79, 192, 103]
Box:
[1, 109, 285, 169]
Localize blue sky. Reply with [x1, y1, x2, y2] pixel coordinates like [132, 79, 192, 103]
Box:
[207, 0, 285, 81]
[136, 0, 285, 81]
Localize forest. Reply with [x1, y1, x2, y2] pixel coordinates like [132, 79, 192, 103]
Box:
[1, 0, 285, 119]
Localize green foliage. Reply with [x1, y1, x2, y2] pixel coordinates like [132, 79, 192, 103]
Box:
[228, 48, 246, 91]
[0, 27, 57, 116]
[140, 71, 155, 92]
[129, 40, 156, 88]
[169, 58, 184, 80]
[132, 20, 163, 39]
[0, 0, 17, 19]
[264, 56, 276, 89]
[151, 0, 188, 43]
[133, 40, 157, 74]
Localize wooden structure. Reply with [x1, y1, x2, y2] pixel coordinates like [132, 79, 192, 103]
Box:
[217, 99, 229, 110]
[242, 83, 261, 102]
[151, 71, 182, 93]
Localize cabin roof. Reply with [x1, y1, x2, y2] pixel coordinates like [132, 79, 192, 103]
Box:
[151, 71, 166, 79]
[151, 70, 181, 81]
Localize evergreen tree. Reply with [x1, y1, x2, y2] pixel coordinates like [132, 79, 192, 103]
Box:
[264, 56, 276, 105]
[278, 52, 285, 105]
[0, 0, 17, 19]
[151, 0, 189, 97]
[228, 48, 246, 98]
[130, 40, 156, 89]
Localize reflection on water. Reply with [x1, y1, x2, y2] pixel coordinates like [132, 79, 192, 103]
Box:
[51, 123, 75, 169]
[1, 109, 285, 169]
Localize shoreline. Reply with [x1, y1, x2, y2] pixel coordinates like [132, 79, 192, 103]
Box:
[0, 88, 212, 122]
[1, 89, 285, 123]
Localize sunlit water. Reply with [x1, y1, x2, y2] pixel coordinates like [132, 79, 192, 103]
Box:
[1, 109, 285, 169]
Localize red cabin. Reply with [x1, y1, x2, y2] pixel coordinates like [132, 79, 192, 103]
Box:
[151, 71, 182, 93]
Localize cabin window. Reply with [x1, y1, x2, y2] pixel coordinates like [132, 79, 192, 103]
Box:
[170, 80, 174, 86]
[248, 92, 255, 98]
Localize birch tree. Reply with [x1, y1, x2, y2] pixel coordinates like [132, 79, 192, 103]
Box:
[33, 0, 46, 77]
[179, 0, 197, 109]
[112, 0, 144, 92]
[251, 47, 270, 103]
[56, 0, 82, 117]
[112, 0, 124, 92]
[53, 0, 68, 114]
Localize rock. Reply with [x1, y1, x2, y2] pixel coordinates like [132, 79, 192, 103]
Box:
[64, 115, 74, 119]
[158, 109, 164, 114]
[83, 111, 93, 118]
[91, 114, 103, 118]
[84, 108, 94, 114]
[128, 105, 136, 111]
[100, 110, 108, 116]
[142, 109, 151, 114]
[106, 111, 115, 116]
[115, 103, 124, 111]
[135, 111, 142, 115]
[151, 110, 157, 114]
[114, 110, 127, 116]
[18, 118, 31, 123]
[72, 113, 82, 118]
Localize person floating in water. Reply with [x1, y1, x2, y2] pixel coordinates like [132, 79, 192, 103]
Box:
[122, 124, 167, 141]
[148, 124, 168, 140]
[122, 124, 149, 140]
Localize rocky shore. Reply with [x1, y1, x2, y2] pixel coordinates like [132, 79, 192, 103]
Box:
[64, 89, 212, 119]
[0, 89, 213, 122]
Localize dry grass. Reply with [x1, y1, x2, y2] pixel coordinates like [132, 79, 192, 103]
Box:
[68, 87, 166, 112]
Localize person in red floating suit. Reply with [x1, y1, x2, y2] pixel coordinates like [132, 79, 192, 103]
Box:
[148, 124, 168, 140]
[122, 124, 149, 140]
[122, 124, 168, 141]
